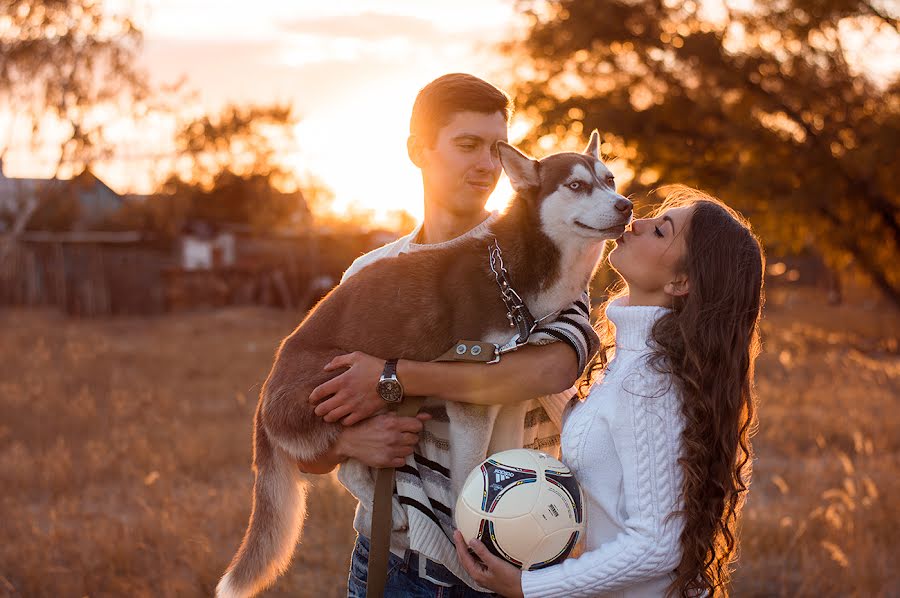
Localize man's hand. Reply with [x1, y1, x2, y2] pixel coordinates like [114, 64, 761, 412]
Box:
[310, 352, 387, 425]
[336, 411, 431, 469]
[453, 530, 524, 597]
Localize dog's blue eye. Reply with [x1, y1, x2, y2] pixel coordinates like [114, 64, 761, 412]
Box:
[654, 226, 664, 238]
[568, 182, 581, 190]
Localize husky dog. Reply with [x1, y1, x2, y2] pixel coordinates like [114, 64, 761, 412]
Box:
[217, 131, 632, 598]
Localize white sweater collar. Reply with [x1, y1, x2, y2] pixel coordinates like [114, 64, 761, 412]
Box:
[605, 296, 670, 352]
[406, 211, 500, 252]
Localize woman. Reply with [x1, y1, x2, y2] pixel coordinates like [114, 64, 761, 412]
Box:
[316, 187, 764, 597]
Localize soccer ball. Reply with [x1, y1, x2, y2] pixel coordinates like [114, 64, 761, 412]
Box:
[454, 448, 584, 570]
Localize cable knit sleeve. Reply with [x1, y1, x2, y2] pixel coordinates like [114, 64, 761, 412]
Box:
[521, 370, 685, 597]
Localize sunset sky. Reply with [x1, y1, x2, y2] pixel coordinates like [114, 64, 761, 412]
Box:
[4, 0, 527, 224]
[2, 1, 896, 225]
[138, 0, 523, 219]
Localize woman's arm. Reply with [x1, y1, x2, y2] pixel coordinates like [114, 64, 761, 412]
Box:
[453, 392, 685, 598]
[517, 386, 685, 597]
[308, 342, 579, 425]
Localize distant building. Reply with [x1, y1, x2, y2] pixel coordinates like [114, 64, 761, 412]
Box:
[179, 220, 236, 270]
[0, 157, 123, 231]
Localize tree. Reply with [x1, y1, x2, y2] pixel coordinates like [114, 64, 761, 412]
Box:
[160, 171, 310, 236]
[169, 104, 299, 190]
[505, 0, 900, 304]
[0, 0, 147, 170]
[0, 0, 150, 253]
[156, 104, 312, 235]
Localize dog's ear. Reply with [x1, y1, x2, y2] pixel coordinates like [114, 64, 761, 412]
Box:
[497, 142, 539, 191]
[583, 130, 601, 160]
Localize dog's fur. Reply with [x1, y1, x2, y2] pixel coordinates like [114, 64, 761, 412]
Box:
[217, 132, 632, 598]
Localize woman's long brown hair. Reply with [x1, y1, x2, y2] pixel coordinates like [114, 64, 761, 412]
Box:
[580, 187, 765, 597]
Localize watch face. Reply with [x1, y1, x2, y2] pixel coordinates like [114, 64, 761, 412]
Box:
[378, 379, 403, 403]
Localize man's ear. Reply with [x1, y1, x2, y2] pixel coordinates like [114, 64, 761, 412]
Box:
[664, 276, 690, 298]
[407, 135, 424, 168]
[583, 130, 601, 160]
[497, 142, 539, 192]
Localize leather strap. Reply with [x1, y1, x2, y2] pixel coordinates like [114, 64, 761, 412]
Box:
[367, 336, 515, 595]
[368, 395, 424, 598]
[382, 358, 399, 378]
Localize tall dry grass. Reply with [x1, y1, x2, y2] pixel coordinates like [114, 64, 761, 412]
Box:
[732, 287, 899, 596]
[0, 307, 356, 597]
[0, 286, 897, 597]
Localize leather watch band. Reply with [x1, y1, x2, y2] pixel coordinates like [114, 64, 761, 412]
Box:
[383, 358, 399, 378]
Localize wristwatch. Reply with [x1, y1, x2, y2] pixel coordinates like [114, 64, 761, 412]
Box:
[376, 358, 404, 404]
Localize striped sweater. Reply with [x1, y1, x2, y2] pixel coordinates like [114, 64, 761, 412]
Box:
[336, 213, 599, 590]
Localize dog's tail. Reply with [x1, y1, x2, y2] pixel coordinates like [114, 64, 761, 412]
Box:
[217, 406, 308, 598]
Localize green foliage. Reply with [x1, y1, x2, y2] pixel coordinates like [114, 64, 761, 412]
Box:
[507, 0, 899, 304]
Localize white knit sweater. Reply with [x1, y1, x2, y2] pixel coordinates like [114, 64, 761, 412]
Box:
[521, 297, 687, 598]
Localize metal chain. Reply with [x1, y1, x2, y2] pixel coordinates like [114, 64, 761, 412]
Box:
[488, 238, 523, 329]
[485, 236, 564, 358]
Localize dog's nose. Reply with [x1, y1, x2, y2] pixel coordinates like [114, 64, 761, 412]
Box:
[614, 197, 633, 214]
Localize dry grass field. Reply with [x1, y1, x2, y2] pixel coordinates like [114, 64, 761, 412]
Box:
[0, 286, 897, 597]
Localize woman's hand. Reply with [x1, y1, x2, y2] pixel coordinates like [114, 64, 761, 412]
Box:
[309, 352, 387, 425]
[453, 530, 524, 598]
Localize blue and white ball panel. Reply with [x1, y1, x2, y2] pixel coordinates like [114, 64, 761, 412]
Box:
[480, 515, 544, 568]
[543, 470, 584, 524]
[529, 529, 581, 570]
[479, 460, 539, 515]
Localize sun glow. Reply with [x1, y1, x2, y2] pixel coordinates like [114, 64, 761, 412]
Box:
[287, 75, 518, 228]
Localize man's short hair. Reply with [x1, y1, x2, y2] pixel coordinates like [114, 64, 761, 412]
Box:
[410, 73, 512, 147]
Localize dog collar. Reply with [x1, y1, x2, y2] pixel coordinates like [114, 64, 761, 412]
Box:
[488, 237, 540, 345]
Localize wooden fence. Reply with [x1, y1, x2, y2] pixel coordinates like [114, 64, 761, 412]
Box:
[0, 237, 173, 317]
[0, 230, 380, 317]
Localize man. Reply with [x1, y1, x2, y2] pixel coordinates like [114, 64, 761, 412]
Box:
[299, 74, 598, 595]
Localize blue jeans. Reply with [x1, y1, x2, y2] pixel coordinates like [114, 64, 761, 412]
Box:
[347, 535, 496, 598]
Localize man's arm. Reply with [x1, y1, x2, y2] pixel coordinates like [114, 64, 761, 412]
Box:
[295, 233, 419, 469]
[308, 341, 580, 424]
[400, 342, 578, 405]
[309, 293, 598, 424]
[296, 411, 431, 473]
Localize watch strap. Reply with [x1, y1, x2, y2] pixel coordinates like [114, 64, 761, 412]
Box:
[382, 358, 399, 379]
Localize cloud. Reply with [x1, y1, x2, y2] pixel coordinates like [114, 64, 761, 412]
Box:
[274, 12, 497, 68]
[141, 37, 421, 114]
[279, 12, 442, 42]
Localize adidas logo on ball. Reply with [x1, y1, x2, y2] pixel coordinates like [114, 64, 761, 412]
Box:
[495, 470, 515, 483]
